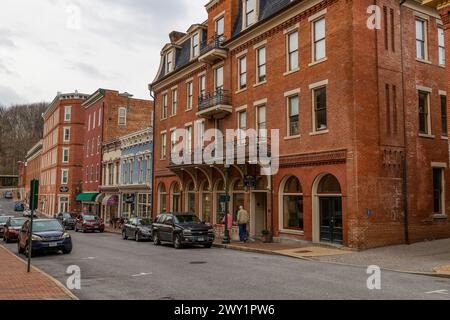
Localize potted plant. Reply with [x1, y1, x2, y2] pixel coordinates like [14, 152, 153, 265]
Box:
[261, 229, 273, 243]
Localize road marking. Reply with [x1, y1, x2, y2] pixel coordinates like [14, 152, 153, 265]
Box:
[81, 257, 96, 260]
[425, 290, 449, 295]
[132, 272, 152, 277]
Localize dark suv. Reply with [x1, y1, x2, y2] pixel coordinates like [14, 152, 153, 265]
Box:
[56, 212, 76, 230]
[152, 213, 215, 249]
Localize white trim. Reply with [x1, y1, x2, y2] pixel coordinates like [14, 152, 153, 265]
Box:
[213, 10, 226, 21]
[309, 79, 328, 90]
[416, 85, 432, 93]
[432, 162, 447, 169]
[439, 90, 447, 96]
[235, 49, 248, 59]
[236, 105, 247, 113]
[283, 23, 299, 34]
[253, 98, 267, 106]
[308, 8, 327, 22]
[284, 88, 301, 97]
[253, 40, 267, 49]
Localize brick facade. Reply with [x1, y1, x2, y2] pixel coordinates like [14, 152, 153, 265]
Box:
[150, 0, 450, 249]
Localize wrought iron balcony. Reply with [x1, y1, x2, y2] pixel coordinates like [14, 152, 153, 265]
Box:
[197, 89, 232, 119]
[199, 34, 228, 64]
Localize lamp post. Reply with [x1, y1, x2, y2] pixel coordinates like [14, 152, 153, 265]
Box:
[222, 164, 231, 244]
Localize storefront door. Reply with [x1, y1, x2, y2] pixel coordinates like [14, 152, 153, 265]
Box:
[319, 197, 343, 244]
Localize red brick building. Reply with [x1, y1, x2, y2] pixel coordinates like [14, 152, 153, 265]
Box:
[16, 162, 26, 201]
[150, 0, 450, 249]
[39, 92, 89, 216]
[21, 140, 43, 204]
[79, 89, 153, 215]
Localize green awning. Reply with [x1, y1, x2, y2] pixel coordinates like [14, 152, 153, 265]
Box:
[76, 193, 99, 202]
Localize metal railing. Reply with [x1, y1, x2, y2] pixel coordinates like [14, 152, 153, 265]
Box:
[198, 89, 232, 112]
[200, 33, 227, 56]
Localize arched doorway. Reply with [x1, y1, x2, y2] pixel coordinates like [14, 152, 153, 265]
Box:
[200, 180, 211, 224]
[185, 181, 196, 213]
[157, 183, 167, 214]
[279, 176, 304, 232]
[313, 174, 343, 245]
[170, 182, 181, 212]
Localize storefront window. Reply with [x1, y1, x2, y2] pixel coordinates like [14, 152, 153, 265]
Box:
[158, 183, 167, 213]
[282, 176, 304, 230]
[171, 182, 181, 212]
[186, 181, 195, 214]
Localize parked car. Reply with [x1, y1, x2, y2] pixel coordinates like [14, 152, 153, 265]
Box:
[152, 213, 215, 249]
[56, 212, 76, 230]
[0, 215, 14, 238]
[122, 218, 153, 242]
[75, 215, 105, 233]
[14, 202, 25, 212]
[18, 219, 72, 256]
[3, 217, 28, 243]
[23, 210, 38, 218]
[4, 192, 13, 199]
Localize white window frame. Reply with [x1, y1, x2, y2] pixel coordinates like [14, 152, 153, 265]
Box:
[166, 50, 175, 73]
[286, 92, 300, 137]
[161, 132, 167, 160]
[238, 55, 247, 90]
[61, 169, 69, 185]
[310, 80, 329, 134]
[415, 18, 428, 61]
[191, 32, 200, 59]
[64, 106, 72, 122]
[237, 110, 247, 145]
[63, 127, 71, 143]
[62, 148, 70, 163]
[215, 15, 225, 37]
[256, 46, 267, 84]
[162, 93, 168, 119]
[417, 87, 432, 136]
[312, 17, 326, 63]
[438, 25, 446, 66]
[172, 88, 178, 116]
[118, 107, 127, 126]
[214, 65, 224, 91]
[286, 30, 299, 72]
[186, 81, 193, 110]
[243, 0, 258, 29]
[199, 74, 206, 98]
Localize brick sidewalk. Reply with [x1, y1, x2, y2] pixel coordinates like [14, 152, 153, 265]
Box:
[0, 245, 76, 300]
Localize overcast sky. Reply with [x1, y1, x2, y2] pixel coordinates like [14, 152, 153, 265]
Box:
[0, 0, 206, 106]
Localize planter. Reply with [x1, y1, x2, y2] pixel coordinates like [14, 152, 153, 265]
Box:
[261, 232, 273, 243]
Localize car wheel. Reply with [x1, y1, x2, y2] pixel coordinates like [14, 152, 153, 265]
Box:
[174, 234, 183, 249]
[62, 248, 72, 254]
[135, 232, 140, 242]
[204, 243, 213, 249]
[153, 232, 161, 246]
[122, 230, 128, 240]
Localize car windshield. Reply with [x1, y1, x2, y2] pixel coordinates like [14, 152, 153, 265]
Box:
[33, 220, 64, 232]
[63, 213, 72, 219]
[174, 215, 201, 224]
[138, 219, 152, 226]
[10, 219, 27, 227]
[0, 216, 12, 223]
[83, 216, 97, 221]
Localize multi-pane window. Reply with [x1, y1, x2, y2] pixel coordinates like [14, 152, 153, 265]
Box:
[192, 33, 200, 58]
[238, 56, 247, 90]
[216, 16, 225, 37]
[63, 128, 70, 142]
[62, 148, 69, 163]
[416, 19, 427, 60]
[199, 75, 206, 98]
[438, 26, 446, 66]
[64, 106, 71, 122]
[313, 18, 326, 61]
[197, 120, 205, 151]
[418, 91, 430, 134]
[238, 111, 247, 145]
[187, 82, 193, 110]
[129, 160, 134, 184]
[257, 47, 266, 83]
[161, 133, 167, 159]
[108, 163, 114, 185]
[215, 66, 224, 91]
[186, 125, 193, 154]
[314, 87, 327, 131]
[61, 169, 69, 185]
[162, 94, 168, 119]
[146, 158, 151, 184]
[257, 105, 266, 142]
[288, 95, 300, 136]
[433, 167, 445, 214]
[138, 159, 143, 183]
[172, 89, 177, 115]
[118, 107, 127, 126]
[441, 95, 448, 137]
[287, 31, 299, 71]
[166, 50, 174, 73]
[245, 0, 257, 28]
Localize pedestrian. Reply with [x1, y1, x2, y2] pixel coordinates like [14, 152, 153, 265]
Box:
[237, 206, 249, 243]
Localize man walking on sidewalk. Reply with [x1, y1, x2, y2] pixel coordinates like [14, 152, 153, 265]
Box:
[237, 206, 249, 243]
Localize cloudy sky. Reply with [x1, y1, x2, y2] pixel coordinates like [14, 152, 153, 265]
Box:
[0, 0, 206, 106]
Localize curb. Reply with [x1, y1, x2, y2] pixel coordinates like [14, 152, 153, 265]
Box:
[213, 243, 450, 279]
[0, 245, 79, 300]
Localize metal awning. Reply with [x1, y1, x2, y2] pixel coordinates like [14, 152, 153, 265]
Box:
[76, 193, 99, 202]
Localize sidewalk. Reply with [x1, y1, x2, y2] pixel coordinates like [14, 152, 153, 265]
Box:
[0, 245, 76, 300]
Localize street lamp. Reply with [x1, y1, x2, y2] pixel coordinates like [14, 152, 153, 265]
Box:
[222, 164, 231, 244]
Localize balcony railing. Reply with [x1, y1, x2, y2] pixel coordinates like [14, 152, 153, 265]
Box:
[199, 34, 228, 64]
[198, 89, 232, 113]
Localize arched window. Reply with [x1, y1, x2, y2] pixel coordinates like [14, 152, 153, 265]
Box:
[185, 181, 196, 213]
[232, 179, 245, 221]
[282, 176, 304, 230]
[200, 181, 211, 224]
[170, 182, 181, 212]
[158, 183, 167, 214]
[318, 174, 341, 194]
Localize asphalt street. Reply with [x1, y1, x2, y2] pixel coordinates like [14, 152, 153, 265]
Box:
[1, 198, 450, 300]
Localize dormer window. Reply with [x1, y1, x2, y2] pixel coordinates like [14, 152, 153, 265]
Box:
[244, 0, 257, 28]
[166, 50, 174, 73]
[191, 33, 200, 58]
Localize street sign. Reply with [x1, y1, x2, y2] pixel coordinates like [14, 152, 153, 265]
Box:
[29, 179, 39, 211]
[59, 186, 69, 193]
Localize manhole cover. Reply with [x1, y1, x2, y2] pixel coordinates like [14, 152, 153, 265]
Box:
[295, 250, 313, 254]
[190, 261, 207, 265]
